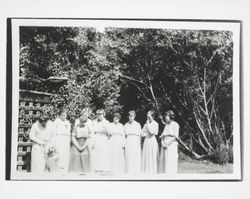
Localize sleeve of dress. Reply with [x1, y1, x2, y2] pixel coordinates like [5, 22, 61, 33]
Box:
[141, 123, 148, 137]
[68, 121, 72, 135]
[147, 121, 159, 135]
[71, 127, 81, 149]
[87, 120, 94, 137]
[74, 118, 79, 127]
[160, 125, 167, 137]
[104, 120, 111, 136]
[29, 123, 44, 145]
[174, 122, 180, 138]
[122, 125, 126, 139]
[47, 121, 56, 146]
[122, 125, 126, 147]
[136, 123, 142, 136]
[71, 126, 76, 137]
[124, 124, 128, 136]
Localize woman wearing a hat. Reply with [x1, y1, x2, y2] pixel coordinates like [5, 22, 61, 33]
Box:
[92, 108, 111, 173]
[29, 113, 54, 173]
[159, 110, 179, 174]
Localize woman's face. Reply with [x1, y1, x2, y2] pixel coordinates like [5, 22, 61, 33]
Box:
[128, 114, 135, 123]
[165, 115, 171, 123]
[113, 117, 120, 124]
[79, 119, 87, 127]
[97, 113, 104, 121]
[40, 121, 47, 128]
[60, 112, 67, 121]
[147, 113, 153, 122]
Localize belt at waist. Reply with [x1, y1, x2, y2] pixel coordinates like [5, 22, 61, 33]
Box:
[76, 137, 88, 140]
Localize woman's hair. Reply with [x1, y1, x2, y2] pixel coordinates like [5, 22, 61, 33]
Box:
[58, 107, 67, 116]
[148, 110, 156, 119]
[113, 112, 121, 119]
[79, 115, 88, 123]
[38, 113, 49, 123]
[128, 110, 136, 117]
[96, 108, 105, 116]
[81, 107, 91, 116]
[165, 110, 175, 120]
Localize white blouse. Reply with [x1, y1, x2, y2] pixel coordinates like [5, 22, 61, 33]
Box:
[74, 118, 94, 135]
[161, 121, 179, 137]
[53, 117, 71, 136]
[141, 120, 159, 137]
[93, 118, 110, 135]
[124, 121, 141, 136]
[109, 123, 125, 137]
[29, 120, 54, 145]
[72, 125, 91, 139]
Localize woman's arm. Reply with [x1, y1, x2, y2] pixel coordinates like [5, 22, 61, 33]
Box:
[29, 123, 46, 145]
[81, 138, 90, 151]
[137, 123, 142, 137]
[71, 127, 81, 151]
[174, 122, 180, 138]
[159, 125, 167, 138]
[141, 123, 148, 137]
[147, 122, 159, 136]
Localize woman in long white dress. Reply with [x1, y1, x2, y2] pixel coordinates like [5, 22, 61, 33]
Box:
[30, 113, 53, 173]
[124, 110, 141, 174]
[69, 115, 91, 173]
[109, 113, 125, 174]
[74, 107, 94, 171]
[141, 110, 159, 174]
[92, 109, 111, 173]
[53, 108, 71, 173]
[159, 110, 179, 174]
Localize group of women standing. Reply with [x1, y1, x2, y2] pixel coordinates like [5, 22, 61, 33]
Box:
[29, 107, 179, 175]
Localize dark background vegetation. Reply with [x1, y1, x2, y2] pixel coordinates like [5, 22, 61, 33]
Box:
[19, 26, 233, 164]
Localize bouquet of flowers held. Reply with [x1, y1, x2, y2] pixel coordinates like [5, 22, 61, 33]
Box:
[47, 146, 58, 158]
[45, 144, 59, 172]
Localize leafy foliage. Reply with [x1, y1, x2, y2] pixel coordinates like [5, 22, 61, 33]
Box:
[20, 26, 233, 163]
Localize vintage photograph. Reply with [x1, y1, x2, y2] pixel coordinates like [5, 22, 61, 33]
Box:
[7, 19, 241, 180]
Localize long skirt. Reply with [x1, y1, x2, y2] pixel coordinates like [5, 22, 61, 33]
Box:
[69, 138, 90, 173]
[92, 134, 111, 172]
[31, 144, 46, 173]
[110, 135, 125, 174]
[141, 136, 159, 173]
[55, 135, 70, 172]
[125, 135, 141, 174]
[159, 142, 178, 174]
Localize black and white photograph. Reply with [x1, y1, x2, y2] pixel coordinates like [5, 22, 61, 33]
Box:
[7, 18, 241, 180]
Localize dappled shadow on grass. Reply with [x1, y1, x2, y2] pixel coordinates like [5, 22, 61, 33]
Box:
[178, 152, 233, 174]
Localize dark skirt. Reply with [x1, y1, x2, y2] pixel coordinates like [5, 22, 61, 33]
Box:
[69, 138, 90, 173]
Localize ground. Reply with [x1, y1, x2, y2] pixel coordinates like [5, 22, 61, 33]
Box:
[178, 152, 233, 174]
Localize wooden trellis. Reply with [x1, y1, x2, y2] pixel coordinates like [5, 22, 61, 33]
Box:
[17, 89, 51, 172]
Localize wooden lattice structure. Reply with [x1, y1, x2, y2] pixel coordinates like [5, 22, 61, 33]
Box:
[17, 90, 51, 172]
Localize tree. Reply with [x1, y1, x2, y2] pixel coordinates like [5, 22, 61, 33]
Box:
[105, 28, 233, 163]
[20, 27, 122, 123]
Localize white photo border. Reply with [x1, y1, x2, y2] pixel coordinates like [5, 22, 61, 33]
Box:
[9, 18, 241, 180]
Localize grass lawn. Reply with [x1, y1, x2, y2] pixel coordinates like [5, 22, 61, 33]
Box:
[178, 153, 233, 174]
